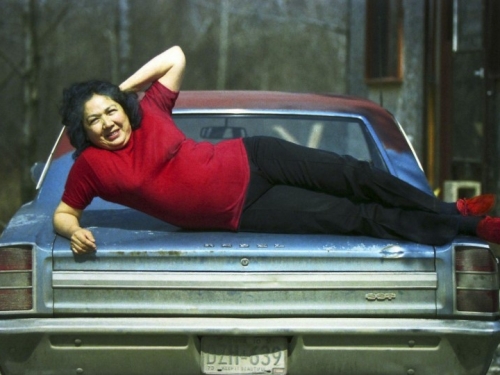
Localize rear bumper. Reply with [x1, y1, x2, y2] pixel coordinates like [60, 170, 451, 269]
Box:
[1, 317, 499, 375]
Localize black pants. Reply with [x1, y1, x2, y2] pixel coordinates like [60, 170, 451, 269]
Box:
[239, 136, 462, 245]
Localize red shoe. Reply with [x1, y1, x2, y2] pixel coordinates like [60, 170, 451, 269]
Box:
[476, 216, 500, 245]
[457, 194, 496, 216]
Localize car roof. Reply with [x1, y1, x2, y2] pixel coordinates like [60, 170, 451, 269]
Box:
[175, 90, 385, 116]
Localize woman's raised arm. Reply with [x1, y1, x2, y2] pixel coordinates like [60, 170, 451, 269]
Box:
[119, 45, 186, 93]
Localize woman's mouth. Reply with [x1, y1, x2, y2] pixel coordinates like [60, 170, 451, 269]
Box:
[106, 129, 120, 141]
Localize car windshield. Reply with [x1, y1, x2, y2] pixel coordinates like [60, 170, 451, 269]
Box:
[173, 115, 387, 170]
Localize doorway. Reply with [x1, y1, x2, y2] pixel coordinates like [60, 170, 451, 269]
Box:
[433, 0, 499, 202]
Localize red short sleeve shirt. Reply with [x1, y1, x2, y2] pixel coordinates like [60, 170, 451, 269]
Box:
[62, 82, 250, 230]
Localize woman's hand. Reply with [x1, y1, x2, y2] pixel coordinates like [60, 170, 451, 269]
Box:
[53, 201, 96, 254]
[70, 228, 97, 254]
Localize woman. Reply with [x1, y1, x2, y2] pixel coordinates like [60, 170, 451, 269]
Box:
[53, 46, 499, 254]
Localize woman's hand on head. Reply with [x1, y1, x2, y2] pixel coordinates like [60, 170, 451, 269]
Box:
[119, 45, 186, 93]
[70, 228, 97, 254]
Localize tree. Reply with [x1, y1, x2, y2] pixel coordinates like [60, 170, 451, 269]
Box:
[107, 0, 131, 83]
[20, 0, 40, 202]
[217, 0, 229, 89]
[0, 0, 69, 203]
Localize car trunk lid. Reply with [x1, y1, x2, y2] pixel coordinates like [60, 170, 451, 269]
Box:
[52, 209, 437, 316]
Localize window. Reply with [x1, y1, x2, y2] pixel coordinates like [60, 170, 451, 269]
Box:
[365, 0, 403, 82]
[174, 115, 387, 170]
[486, 0, 500, 78]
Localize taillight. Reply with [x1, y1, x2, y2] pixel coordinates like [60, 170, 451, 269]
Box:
[455, 246, 499, 313]
[0, 247, 33, 311]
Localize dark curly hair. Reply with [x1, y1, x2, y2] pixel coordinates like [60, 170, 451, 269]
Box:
[60, 80, 142, 158]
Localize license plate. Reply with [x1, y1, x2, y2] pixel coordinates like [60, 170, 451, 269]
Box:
[201, 336, 287, 374]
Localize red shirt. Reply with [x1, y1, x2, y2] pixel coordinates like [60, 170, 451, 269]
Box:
[62, 82, 250, 230]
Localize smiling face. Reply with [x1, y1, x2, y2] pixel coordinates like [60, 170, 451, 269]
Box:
[83, 94, 132, 150]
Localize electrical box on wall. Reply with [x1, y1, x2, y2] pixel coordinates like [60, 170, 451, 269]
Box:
[443, 180, 481, 202]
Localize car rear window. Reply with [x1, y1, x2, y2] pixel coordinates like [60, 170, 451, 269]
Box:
[174, 115, 386, 170]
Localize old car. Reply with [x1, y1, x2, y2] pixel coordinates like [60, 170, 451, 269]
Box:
[1, 91, 499, 375]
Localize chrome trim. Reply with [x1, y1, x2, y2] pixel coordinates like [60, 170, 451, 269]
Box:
[173, 108, 366, 119]
[2, 317, 498, 375]
[0, 271, 32, 288]
[456, 272, 499, 290]
[53, 272, 437, 290]
[35, 126, 66, 190]
[453, 0, 459, 52]
[1, 317, 499, 336]
[394, 119, 424, 171]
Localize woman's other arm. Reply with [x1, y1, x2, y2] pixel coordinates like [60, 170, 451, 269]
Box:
[53, 201, 96, 254]
[119, 46, 186, 93]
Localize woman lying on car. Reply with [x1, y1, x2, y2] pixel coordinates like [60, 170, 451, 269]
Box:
[53, 46, 500, 254]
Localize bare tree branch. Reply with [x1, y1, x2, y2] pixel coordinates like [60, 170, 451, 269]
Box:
[217, 0, 229, 90]
[0, 2, 70, 81]
[39, 3, 70, 42]
[0, 70, 16, 91]
[190, 0, 344, 33]
[0, 135, 21, 170]
[0, 48, 25, 77]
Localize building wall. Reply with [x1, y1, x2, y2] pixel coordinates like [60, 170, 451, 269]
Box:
[347, 0, 426, 160]
[494, 81, 500, 207]
[346, 0, 368, 98]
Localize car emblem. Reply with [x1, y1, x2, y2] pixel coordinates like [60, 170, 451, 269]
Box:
[365, 292, 397, 301]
